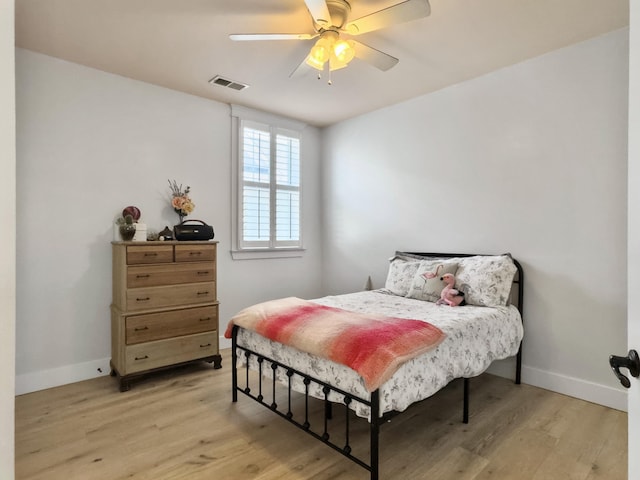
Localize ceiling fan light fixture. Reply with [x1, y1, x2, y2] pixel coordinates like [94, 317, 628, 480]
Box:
[329, 55, 348, 71]
[307, 31, 334, 70]
[333, 39, 355, 64]
[309, 39, 331, 64]
[306, 30, 355, 71]
[305, 54, 326, 70]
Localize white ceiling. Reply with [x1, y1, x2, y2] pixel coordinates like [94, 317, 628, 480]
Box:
[15, 0, 629, 127]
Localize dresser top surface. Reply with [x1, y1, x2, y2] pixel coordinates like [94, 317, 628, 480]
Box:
[112, 240, 218, 245]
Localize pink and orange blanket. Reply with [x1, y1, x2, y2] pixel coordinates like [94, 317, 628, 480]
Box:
[224, 297, 446, 392]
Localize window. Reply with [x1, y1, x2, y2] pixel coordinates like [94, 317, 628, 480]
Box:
[231, 106, 305, 259]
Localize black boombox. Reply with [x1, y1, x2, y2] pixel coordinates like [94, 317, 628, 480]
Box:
[173, 220, 215, 241]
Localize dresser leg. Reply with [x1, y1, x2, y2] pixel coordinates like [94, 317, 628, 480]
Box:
[119, 378, 131, 392]
[211, 354, 222, 369]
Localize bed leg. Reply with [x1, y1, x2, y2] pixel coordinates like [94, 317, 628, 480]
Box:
[232, 325, 238, 402]
[370, 390, 380, 480]
[463, 378, 469, 424]
[516, 343, 522, 385]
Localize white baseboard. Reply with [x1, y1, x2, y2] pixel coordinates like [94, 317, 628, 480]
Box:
[16, 335, 232, 395]
[220, 335, 231, 350]
[16, 357, 112, 396]
[15, 349, 628, 413]
[520, 365, 628, 412]
[483, 358, 627, 412]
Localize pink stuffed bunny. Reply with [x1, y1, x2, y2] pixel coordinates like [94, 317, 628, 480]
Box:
[438, 273, 465, 306]
[423, 266, 465, 307]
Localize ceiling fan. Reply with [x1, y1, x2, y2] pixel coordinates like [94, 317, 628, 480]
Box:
[230, 0, 431, 79]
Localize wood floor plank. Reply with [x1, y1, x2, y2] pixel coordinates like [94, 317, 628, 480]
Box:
[15, 349, 628, 480]
[584, 407, 628, 480]
[414, 446, 489, 480]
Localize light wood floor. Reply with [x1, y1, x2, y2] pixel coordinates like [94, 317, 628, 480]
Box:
[15, 349, 627, 480]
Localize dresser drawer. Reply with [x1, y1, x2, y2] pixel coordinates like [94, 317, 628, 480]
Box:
[124, 332, 218, 374]
[127, 262, 215, 288]
[127, 245, 174, 265]
[175, 244, 216, 263]
[126, 305, 218, 344]
[126, 282, 216, 311]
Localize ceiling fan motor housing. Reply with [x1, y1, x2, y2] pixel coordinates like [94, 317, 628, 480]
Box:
[325, 0, 351, 28]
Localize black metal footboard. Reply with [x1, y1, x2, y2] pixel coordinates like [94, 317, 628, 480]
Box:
[230, 330, 520, 479]
[232, 325, 383, 479]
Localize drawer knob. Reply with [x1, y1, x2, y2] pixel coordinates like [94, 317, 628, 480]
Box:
[136, 274, 150, 279]
[134, 355, 149, 361]
[197, 291, 209, 296]
[197, 271, 209, 276]
[200, 343, 212, 348]
[199, 317, 211, 322]
[136, 297, 150, 302]
[134, 326, 149, 331]
[189, 252, 202, 256]
[144, 253, 158, 257]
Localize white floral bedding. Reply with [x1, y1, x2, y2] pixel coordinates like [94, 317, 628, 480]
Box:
[235, 289, 523, 420]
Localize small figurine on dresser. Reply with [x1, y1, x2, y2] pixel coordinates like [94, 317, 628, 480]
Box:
[159, 226, 173, 241]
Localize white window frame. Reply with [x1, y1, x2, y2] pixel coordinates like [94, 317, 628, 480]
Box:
[231, 105, 306, 260]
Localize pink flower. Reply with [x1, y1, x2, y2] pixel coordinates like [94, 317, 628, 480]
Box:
[172, 196, 185, 210]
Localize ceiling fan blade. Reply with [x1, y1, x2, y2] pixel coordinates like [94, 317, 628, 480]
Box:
[304, 0, 332, 26]
[230, 33, 317, 41]
[352, 40, 399, 71]
[345, 0, 430, 35]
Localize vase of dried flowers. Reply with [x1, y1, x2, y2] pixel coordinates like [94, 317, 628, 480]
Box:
[168, 179, 195, 223]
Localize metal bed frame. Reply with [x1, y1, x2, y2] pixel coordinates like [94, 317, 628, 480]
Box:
[231, 253, 524, 479]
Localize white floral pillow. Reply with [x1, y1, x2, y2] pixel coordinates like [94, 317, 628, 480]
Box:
[406, 260, 459, 302]
[384, 256, 421, 296]
[456, 255, 517, 307]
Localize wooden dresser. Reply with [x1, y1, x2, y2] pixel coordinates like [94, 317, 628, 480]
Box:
[110, 240, 221, 391]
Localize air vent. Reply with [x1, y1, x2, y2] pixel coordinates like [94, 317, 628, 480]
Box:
[209, 75, 249, 91]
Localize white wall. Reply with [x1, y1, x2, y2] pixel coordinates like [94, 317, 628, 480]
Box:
[322, 30, 629, 410]
[15, 49, 323, 394]
[0, 0, 16, 477]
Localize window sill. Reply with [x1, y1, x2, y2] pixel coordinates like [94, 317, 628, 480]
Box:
[231, 248, 306, 260]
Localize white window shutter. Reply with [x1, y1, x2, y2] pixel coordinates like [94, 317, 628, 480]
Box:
[237, 119, 302, 250]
